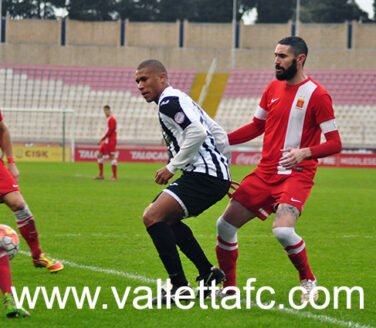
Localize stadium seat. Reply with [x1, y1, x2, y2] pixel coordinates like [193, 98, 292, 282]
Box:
[0, 64, 196, 144]
[215, 69, 376, 147]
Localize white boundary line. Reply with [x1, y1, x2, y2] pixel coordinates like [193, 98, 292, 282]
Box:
[272, 306, 374, 328]
[19, 250, 156, 284]
[19, 251, 373, 328]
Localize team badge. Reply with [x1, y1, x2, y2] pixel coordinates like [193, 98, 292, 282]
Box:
[174, 112, 185, 124]
[296, 98, 305, 108]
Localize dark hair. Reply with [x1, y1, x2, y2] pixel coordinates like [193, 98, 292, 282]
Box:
[103, 105, 111, 110]
[278, 36, 308, 64]
[137, 59, 168, 78]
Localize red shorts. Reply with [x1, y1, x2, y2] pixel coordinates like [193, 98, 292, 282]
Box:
[99, 142, 116, 155]
[0, 160, 20, 197]
[232, 169, 314, 220]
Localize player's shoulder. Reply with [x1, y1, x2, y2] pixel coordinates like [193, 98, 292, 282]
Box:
[307, 77, 329, 96]
[159, 86, 190, 115]
[0, 109, 3, 122]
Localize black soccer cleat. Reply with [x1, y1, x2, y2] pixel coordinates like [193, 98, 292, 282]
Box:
[152, 283, 192, 306]
[196, 266, 226, 299]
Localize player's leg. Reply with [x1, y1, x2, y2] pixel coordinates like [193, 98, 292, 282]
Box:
[0, 251, 30, 318]
[166, 173, 229, 294]
[0, 251, 12, 295]
[143, 192, 189, 288]
[108, 153, 117, 180]
[95, 143, 106, 179]
[95, 151, 104, 179]
[216, 199, 256, 292]
[2, 191, 63, 273]
[272, 203, 317, 301]
[216, 173, 268, 292]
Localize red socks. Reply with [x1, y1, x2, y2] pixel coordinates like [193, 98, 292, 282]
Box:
[0, 254, 12, 294]
[216, 243, 238, 288]
[287, 245, 315, 281]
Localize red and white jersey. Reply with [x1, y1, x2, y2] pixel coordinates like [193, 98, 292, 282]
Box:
[0, 110, 3, 122]
[256, 77, 337, 176]
[102, 115, 117, 144]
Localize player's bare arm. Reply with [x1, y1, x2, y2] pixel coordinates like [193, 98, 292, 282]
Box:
[0, 121, 19, 182]
[279, 147, 312, 169]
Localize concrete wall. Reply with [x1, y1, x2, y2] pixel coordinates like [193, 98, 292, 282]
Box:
[352, 22, 376, 49]
[299, 22, 348, 49]
[6, 17, 61, 44]
[125, 20, 179, 47]
[184, 21, 233, 48]
[240, 22, 291, 49]
[3, 43, 376, 72]
[2, 19, 376, 72]
[66, 19, 121, 46]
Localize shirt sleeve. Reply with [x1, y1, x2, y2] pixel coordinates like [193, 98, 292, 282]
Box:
[166, 120, 206, 174]
[309, 92, 342, 158]
[159, 96, 192, 129]
[0, 110, 3, 122]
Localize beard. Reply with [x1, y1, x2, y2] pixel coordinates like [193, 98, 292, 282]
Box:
[276, 59, 298, 81]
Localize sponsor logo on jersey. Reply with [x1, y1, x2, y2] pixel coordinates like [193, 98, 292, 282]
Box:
[271, 98, 279, 104]
[296, 98, 305, 108]
[174, 112, 185, 124]
[160, 99, 170, 106]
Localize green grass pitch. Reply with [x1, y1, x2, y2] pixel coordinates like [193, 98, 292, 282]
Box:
[0, 162, 375, 327]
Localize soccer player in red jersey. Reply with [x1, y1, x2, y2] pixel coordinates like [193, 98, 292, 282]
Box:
[94, 105, 118, 180]
[0, 111, 64, 274]
[215, 36, 342, 302]
[0, 231, 30, 318]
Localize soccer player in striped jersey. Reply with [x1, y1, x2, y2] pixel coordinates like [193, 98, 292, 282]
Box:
[0, 111, 64, 273]
[136, 59, 231, 303]
[215, 36, 342, 303]
[94, 105, 118, 180]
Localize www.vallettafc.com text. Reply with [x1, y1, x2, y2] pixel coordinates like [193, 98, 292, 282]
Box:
[11, 278, 364, 311]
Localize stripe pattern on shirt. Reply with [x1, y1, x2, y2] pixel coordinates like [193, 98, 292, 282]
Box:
[158, 86, 230, 180]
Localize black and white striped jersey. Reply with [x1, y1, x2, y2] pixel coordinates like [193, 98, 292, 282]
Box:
[158, 86, 230, 181]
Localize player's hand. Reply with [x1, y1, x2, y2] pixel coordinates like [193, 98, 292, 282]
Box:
[279, 148, 311, 169]
[155, 167, 174, 185]
[97, 140, 102, 145]
[8, 164, 20, 182]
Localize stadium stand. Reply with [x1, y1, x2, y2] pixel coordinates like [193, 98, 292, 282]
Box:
[0, 64, 375, 148]
[0, 64, 196, 144]
[215, 69, 376, 147]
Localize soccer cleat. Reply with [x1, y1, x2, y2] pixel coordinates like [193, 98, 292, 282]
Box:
[300, 278, 318, 303]
[152, 283, 192, 305]
[196, 266, 226, 298]
[94, 175, 104, 180]
[3, 293, 30, 318]
[33, 253, 64, 273]
[211, 288, 233, 299]
[107, 177, 117, 181]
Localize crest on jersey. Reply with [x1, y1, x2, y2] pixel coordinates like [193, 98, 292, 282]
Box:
[296, 98, 305, 108]
[174, 112, 185, 124]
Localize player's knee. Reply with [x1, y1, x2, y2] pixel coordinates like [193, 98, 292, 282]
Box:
[142, 205, 159, 227]
[217, 216, 238, 243]
[8, 199, 26, 212]
[272, 227, 301, 248]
